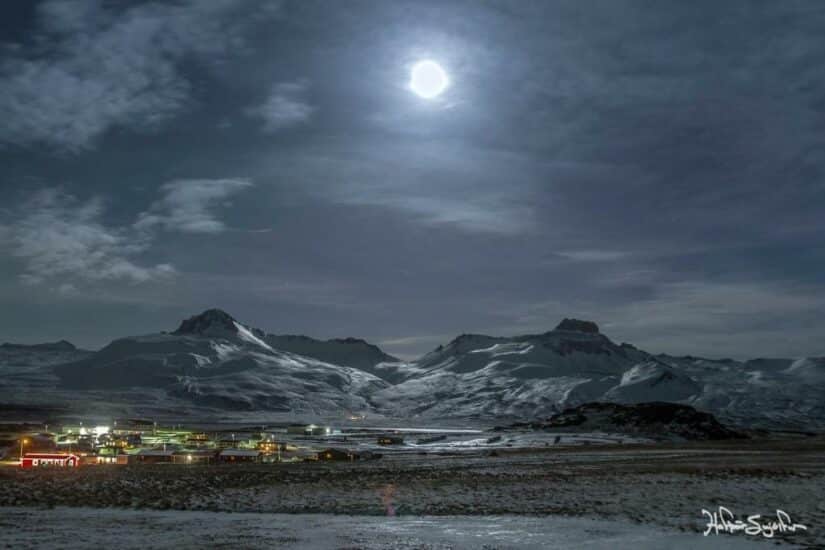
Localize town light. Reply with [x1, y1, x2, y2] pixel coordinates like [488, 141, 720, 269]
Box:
[19, 438, 29, 461]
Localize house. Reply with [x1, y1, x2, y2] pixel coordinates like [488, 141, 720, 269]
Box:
[95, 447, 130, 465]
[279, 449, 319, 462]
[317, 448, 355, 461]
[256, 440, 281, 453]
[135, 449, 174, 464]
[21, 453, 80, 469]
[218, 449, 262, 463]
[173, 450, 216, 464]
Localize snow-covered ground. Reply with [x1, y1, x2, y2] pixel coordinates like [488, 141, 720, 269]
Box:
[2, 439, 821, 546]
[0, 507, 789, 549]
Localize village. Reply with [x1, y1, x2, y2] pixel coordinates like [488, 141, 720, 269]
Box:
[0, 419, 407, 469]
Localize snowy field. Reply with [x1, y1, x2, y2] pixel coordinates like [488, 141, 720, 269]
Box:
[1, 439, 822, 548]
[0, 507, 787, 549]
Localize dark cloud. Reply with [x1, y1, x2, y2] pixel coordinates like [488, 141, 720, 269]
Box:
[1, 0, 824, 359]
[3, 188, 175, 287]
[0, 0, 282, 152]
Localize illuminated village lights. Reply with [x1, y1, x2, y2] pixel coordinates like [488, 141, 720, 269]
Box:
[19, 437, 29, 461]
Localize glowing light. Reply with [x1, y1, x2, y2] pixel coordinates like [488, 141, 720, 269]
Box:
[410, 60, 449, 99]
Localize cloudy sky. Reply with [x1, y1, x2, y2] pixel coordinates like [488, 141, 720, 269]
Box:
[1, 0, 824, 359]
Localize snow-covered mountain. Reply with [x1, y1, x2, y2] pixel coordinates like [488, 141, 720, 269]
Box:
[262, 334, 399, 380]
[1, 311, 823, 430]
[372, 319, 825, 430]
[51, 309, 389, 414]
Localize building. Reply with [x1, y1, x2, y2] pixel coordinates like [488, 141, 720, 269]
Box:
[135, 449, 174, 464]
[95, 447, 130, 465]
[278, 449, 320, 462]
[172, 450, 216, 465]
[256, 439, 282, 453]
[21, 453, 80, 469]
[218, 449, 262, 463]
[112, 418, 156, 435]
[317, 448, 356, 461]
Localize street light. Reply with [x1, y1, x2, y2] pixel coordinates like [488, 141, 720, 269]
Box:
[19, 438, 29, 462]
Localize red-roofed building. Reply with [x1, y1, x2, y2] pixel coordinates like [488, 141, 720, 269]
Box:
[21, 453, 80, 469]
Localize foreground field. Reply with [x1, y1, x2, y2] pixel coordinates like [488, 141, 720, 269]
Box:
[1, 437, 822, 548]
[0, 508, 783, 549]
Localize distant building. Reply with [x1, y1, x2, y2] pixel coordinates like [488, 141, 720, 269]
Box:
[135, 449, 174, 464]
[112, 418, 156, 435]
[173, 450, 216, 464]
[279, 449, 318, 462]
[21, 453, 80, 469]
[318, 448, 355, 461]
[218, 449, 262, 463]
[256, 440, 281, 453]
[95, 447, 129, 465]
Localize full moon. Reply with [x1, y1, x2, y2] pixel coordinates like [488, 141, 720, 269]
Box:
[409, 60, 449, 99]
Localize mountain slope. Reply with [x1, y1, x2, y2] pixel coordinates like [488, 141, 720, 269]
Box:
[52, 310, 389, 414]
[374, 319, 825, 429]
[263, 334, 400, 381]
[2, 312, 824, 430]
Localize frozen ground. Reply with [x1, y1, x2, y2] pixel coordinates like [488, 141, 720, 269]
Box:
[1, 438, 821, 548]
[0, 507, 787, 549]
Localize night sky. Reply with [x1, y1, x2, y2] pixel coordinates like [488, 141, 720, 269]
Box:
[1, 1, 824, 359]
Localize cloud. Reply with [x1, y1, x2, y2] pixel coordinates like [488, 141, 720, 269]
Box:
[0, 0, 281, 152]
[3, 178, 250, 291]
[247, 80, 315, 132]
[5, 189, 175, 287]
[266, 139, 540, 235]
[135, 178, 253, 234]
[555, 250, 632, 262]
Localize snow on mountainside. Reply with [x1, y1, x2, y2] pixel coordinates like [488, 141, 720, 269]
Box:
[2, 312, 824, 430]
[263, 334, 400, 381]
[51, 310, 389, 414]
[374, 319, 825, 430]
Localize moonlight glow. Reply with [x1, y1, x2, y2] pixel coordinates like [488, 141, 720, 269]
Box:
[409, 60, 449, 99]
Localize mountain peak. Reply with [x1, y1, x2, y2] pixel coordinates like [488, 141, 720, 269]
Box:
[554, 318, 600, 334]
[173, 309, 238, 335]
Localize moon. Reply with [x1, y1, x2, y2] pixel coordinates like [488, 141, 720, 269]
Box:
[409, 60, 449, 99]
